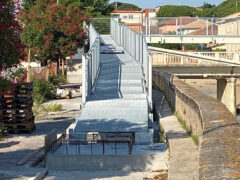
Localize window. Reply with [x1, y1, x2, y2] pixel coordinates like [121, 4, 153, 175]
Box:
[112, 14, 120, 18]
[123, 16, 128, 19]
[129, 15, 134, 19]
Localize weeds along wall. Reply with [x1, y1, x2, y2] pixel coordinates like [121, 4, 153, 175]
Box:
[152, 69, 240, 179]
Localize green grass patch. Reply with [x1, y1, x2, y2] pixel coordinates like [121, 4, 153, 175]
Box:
[158, 126, 165, 143]
[33, 104, 63, 116]
[174, 112, 198, 145]
[41, 104, 63, 112]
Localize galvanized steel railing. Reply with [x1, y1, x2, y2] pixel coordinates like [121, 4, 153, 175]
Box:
[143, 17, 240, 37]
[110, 18, 152, 108]
[82, 24, 100, 104]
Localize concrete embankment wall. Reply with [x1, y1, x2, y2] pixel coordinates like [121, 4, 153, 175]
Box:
[153, 69, 240, 179]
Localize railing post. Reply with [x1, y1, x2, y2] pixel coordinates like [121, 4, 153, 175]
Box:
[163, 53, 166, 65]
[181, 56, 184, 64]
[206, 19, 208, 36]
[82, 55, 87, 105]
[148, 54, 152, 110]
[145, 18, 147, 35]
[234, 52, 240, 61]
[148, 17, 151, 39]
[237, 17, 239, 36]
[211, 18, 214, 36]
[180, 17, 183, 36]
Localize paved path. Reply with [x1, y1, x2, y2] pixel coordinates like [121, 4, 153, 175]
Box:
[0, 95, 79, 180]
[153, 89, 199, 180]
[74, 35, 150, 139]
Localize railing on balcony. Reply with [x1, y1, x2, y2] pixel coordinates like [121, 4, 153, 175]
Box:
[110, 18, 152, 108]
[149, 46, 240, 66]
[190, 51, 240, 61]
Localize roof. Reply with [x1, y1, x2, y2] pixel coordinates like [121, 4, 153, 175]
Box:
[188, 24, 218, 35]
[182, 19, 213, 30]
[143, 8, 156, 12]
[111, 10, 142, 14]
[160, 17, 196, 26]
[225, 12, 240, 18]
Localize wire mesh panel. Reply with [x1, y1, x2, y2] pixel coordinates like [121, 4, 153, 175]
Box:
[92, 18, 111, 35]
[110, 18, 152, 108]
[82, 24, 100, 104]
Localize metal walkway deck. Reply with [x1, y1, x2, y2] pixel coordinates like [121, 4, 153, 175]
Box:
[73, 35, 152, 144]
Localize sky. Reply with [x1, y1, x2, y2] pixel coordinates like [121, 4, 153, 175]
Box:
[109, 0, 226, 8]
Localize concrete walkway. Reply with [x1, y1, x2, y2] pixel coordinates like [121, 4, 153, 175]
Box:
[73, 35, 151, 143]
[153, 89, 199, 180]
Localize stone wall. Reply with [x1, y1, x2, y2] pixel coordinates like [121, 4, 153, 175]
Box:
[153, 69, 240, 179]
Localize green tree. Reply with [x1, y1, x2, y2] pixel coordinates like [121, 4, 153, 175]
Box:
[116, 3, 141, 11]
[201, 2, 215, 9]
[19, 0, 90, 77]
[59, 0, 110, 16]
[22, 0, 36, 10]
[214, 0, 240, 17]
[157, 5, 198, 17]
[0, 0, 24, 93]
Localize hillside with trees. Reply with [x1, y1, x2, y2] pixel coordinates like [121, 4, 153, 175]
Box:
[157, 0, 240, 17]
[110, 2, 141, 11]
[213, 0, 240, 17]
[157, 5, 198, 17]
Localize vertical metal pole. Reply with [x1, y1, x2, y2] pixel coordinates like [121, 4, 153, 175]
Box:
[82, 55, 86, 104]
[149, 54, 152, 110]
[237, 17, 239, 36]
[180, 18, 182, 36]
[176, 18, 178, 35]
[211, 18, 214, 36]
[206, 19, 208, 36]
[145, 18, 147, 35]
[148, 17, 151, 38]
[103, 142, 105, 155]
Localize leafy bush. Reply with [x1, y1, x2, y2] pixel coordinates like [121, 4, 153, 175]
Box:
[0, 123, 7, 138]
[41, 104, 63, 112]
[49, 75, 66, 86]
[33, 79, 53, 104]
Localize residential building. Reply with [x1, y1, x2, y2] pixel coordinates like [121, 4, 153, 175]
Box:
[110, 8, 157, 33]
[218, 12, 240, 52]
[158, 17, 196, 34]
[178, 19, 215, 35]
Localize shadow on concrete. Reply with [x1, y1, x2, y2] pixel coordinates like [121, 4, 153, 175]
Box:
[0, 141, 21, 149]
[89, 42, 126, 101]
[0, 148, 44, 179]
[4, 119, 74, 138]
[203, 122, 240, 135]
[0, 118, 76, 178]
[166, 130, 189, 139]
[74, 118, 147, 132]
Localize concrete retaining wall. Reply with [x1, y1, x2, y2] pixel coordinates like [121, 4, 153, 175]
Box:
[46, 154, 165, 171]
[153, 69, 240, 179]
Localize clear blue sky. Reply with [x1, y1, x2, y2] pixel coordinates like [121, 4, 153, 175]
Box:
[109, 0, 226, 8]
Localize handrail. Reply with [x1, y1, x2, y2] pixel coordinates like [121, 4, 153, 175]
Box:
[143, 16, 240, 37]
[82, 23, 100, 105]
[110, 18, 152, 109]
[149, 46, 240, 66]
